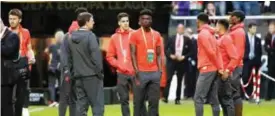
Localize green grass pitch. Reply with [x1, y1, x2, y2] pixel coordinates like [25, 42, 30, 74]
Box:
[29, 100, 275, 116]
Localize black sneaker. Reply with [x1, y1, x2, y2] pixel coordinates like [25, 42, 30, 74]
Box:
[175, 100, 181, 105]
[162, 98, 168, 103]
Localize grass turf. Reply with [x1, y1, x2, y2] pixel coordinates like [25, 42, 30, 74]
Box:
[29, 100, 275, 116]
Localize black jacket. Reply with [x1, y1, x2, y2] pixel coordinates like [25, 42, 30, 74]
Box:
[1, 28, 20, 85]
[165, 35, 194, 63]
[264, 33, 275, 69]
[67, 30, 103, 79]
[244, 33, 262, 65]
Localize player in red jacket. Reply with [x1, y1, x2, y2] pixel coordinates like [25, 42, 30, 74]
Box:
[194, 13, 223, 116]
[106, 12, 135, 116]
[229, 10, 246, 116]
[68, 7, 88, 33]
[9, 8, 35, 116]
[216, 19, 239, 116]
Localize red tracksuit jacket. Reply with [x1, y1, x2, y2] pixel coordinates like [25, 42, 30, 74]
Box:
[106, 28, 134, 75]
[197, 24, 223, 73]
[217, 33, 238, 72]
[229, 23, 246, 67]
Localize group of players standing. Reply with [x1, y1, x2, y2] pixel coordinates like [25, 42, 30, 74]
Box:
[1, 6, 247, 116]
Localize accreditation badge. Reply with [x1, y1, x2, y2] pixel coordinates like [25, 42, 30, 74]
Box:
[147, 49, 154, 63]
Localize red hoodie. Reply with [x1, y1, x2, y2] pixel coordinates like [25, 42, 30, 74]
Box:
[229, 23, 246, 67]
[217, 33, 238, 72]
[68, 21, 79, 34]
[197, 24, 223, 73]
[106, 28, 134, 75]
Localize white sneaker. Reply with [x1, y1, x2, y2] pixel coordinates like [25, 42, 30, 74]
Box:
[49, 102, 58, 107]
[55, 103, 59, 107]
[22, 108, 30, 116]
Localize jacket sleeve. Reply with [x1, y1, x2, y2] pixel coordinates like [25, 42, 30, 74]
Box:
[198, 31, 216, 63]
[106, 36, 119, 68]
[233, 31, 246, 64]
[60, 34, 70, 73]
[164, 36, 172, 58]
[256, 36, 262, 65]
[264, 34, 275, 53]
[184, 37, 194, 58]
[223, 37, 238, 71]
[25, 29, 35, 61]
[89, 33, 103, 71]
[1, 32, 20, 58]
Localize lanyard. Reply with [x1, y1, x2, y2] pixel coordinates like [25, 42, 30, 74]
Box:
[141, 27, 155, 49]
[119, 32, 131, 62]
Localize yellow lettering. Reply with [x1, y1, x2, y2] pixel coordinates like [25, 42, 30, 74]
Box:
[64, 2, 71, 10]
[114, 2, 121, 10]
[57, 2, 64, 10]
[21, 3, 29, 10]
[132, 2, 140, 10]
[45, 3, 53, 10]
[96, 2, 104, 10]
[149, 2, 156, 10]
[122, 2, 132, 9]
[108, 2, 114, 10]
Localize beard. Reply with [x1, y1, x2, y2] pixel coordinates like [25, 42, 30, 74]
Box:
[10, 22, 19, 29]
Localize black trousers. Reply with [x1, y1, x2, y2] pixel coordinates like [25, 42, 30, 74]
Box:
[74, 76, 104, 116]
[14, 79, 29, 116]
[218, 77, 235, 116]
[1, 85, 14, 116]
[133, 71, 161, 116]
[265, 64, 275, 100]
[184, 63, 198, 98]
[163, 61, 187, 100]
[242, 60, 260, 98]
[59, 79, 76, 116]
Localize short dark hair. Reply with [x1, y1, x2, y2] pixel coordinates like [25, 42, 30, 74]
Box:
[9, 9, 23, 19]
[75, 7, 88, 17]
[139, 9, 153, 17]
[248, 22, 257, 29]
[117, 12, 129, 21]
[230, 10, 245, 22]
[197, 13, 209, 23]
[77, 12, 93, 27]
[218, 19, 229, 30]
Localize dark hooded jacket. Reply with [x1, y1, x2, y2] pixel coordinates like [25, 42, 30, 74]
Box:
[67, 29, 103, 79]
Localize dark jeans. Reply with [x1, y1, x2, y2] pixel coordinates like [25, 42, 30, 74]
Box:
[218, 77, 235, 116]
[59, 79, 76, 116]
[231, 66, 243, 105]
[184, 64, 198, 98]
[48, 70, 60, 102]
[133, 71, 161, 116]
[14, 79, 29, 116]
[194, 71, 220, 116]
[74, 76, 104, 116]
[1, 85, 14, 116]
[116, 73, 133, 116]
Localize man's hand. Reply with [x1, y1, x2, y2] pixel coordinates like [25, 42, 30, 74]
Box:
[177, 56, 185, 61]
[218, 70, 224, 75]
[28, 58, 36, 64]
[221, 71, 230, 81]
[134, 70, 141, 85]
[170, 54, 176, 60]
[64, 70, 70, 82]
